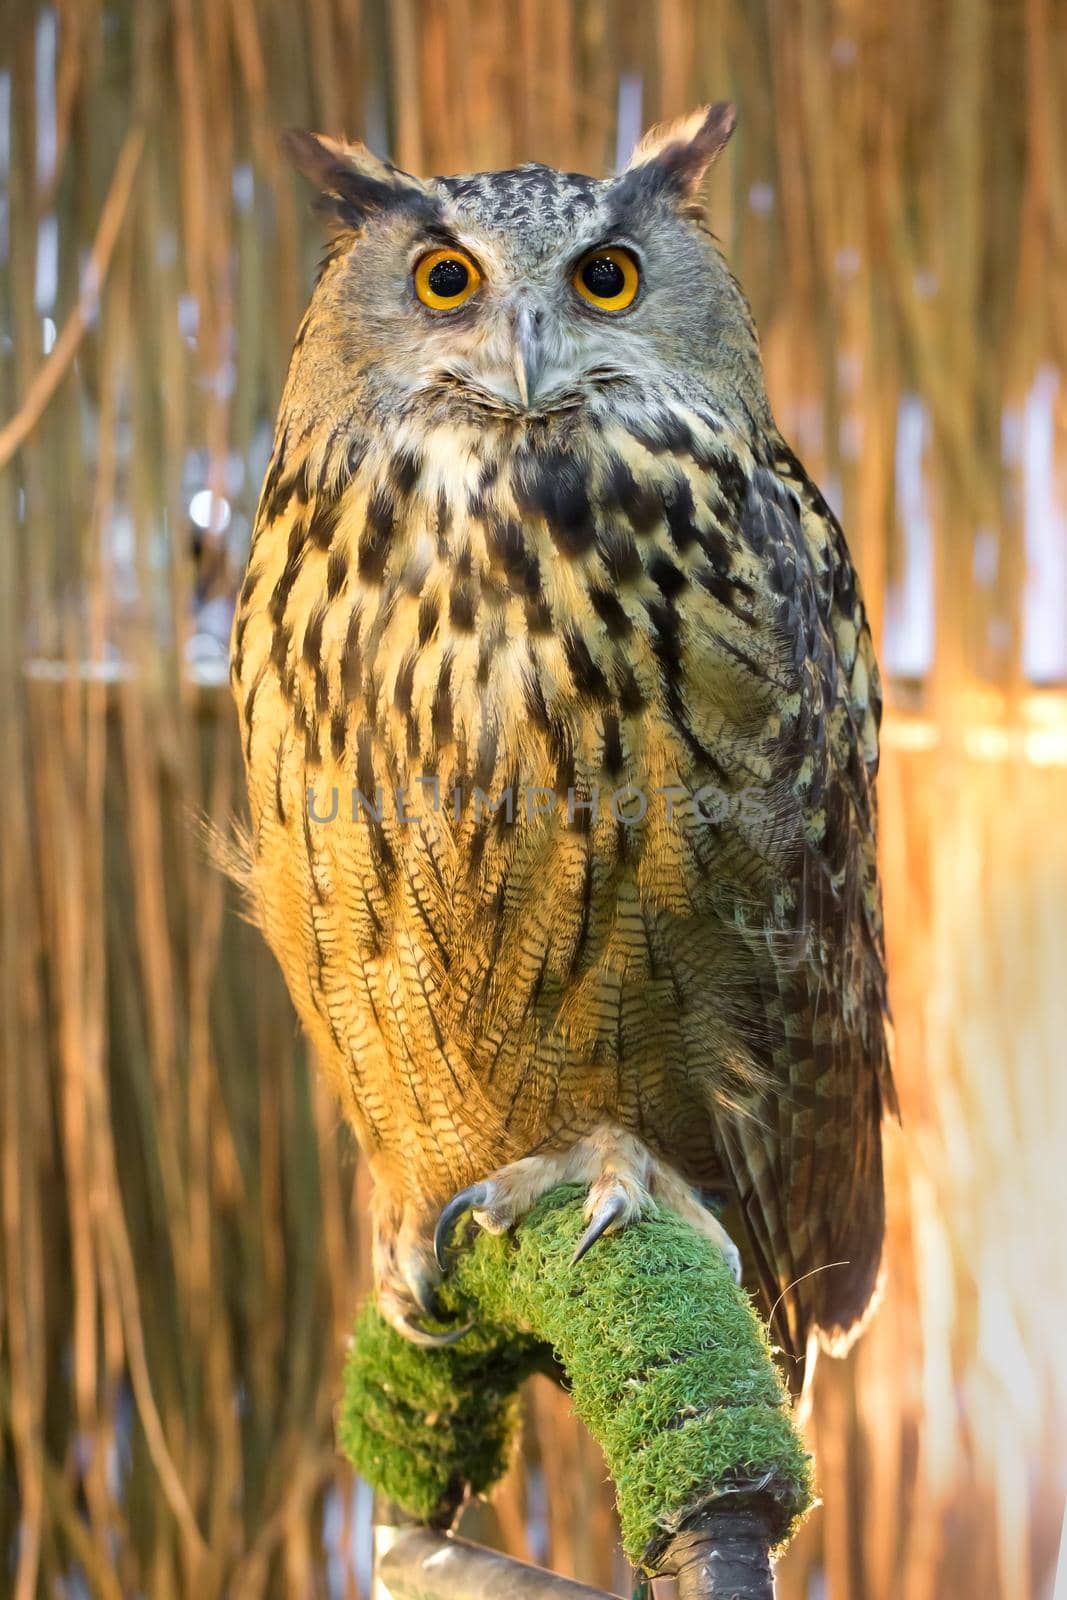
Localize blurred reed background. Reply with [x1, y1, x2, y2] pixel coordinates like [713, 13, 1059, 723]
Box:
[2, 1, 1066, 1596]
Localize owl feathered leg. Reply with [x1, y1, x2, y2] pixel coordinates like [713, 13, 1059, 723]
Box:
[433, 1123, 742, 1282]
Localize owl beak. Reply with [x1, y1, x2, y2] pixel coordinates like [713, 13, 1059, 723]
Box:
[510, 302, 546, 407]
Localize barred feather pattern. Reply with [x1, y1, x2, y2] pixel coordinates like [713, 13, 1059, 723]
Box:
[232, 370, 892, 1366]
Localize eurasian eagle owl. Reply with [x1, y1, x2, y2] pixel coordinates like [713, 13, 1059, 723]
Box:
[230, 104, 895, 1378]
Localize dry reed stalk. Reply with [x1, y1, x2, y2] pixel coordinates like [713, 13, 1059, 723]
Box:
[0, 126, 143, 468]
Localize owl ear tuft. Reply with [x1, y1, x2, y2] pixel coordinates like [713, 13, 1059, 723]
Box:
[281, 129, 438, 231]
[618, 102, 736, 199]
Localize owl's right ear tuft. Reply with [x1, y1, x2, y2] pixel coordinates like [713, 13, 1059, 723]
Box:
[616, 103, 737, 204]
[281, 129, 438, 231]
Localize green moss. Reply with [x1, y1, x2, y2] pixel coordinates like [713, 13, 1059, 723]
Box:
[337, 1301, 545, 1526]
[339, 1184, 814, 1566]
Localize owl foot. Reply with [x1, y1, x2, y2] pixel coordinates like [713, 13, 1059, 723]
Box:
[434, 1124, 742, 1283]
[375, 1208, 473, 1347]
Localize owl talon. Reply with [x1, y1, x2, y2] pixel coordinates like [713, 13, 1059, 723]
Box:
[411, 1275, 443, 1320]
[571, 1191, 629, 1264]
[396, 1311, 475, 1348]
[434, 1182, 494, 1269]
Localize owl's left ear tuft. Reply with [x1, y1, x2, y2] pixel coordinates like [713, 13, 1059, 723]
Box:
[282, 129, 438, 232]
[618, 102, 736, 200]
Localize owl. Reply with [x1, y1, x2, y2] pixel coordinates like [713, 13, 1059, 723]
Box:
[230, 104, 895, 1381]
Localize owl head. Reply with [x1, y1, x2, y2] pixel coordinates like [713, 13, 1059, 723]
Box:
[281, 105, 768, 442]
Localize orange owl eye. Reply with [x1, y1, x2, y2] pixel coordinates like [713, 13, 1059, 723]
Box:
[414, 248, 482, 310]
[573, 246, 640, 312]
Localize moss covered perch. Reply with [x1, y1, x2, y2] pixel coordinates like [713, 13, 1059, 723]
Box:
[339, 1185, 813, 1575]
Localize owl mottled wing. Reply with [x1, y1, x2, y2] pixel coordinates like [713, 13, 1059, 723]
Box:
[701, 436, 894, 1372]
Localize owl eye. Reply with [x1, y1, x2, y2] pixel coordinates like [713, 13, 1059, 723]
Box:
[414, 247, 482, 310]
[573, 246, 640, 312]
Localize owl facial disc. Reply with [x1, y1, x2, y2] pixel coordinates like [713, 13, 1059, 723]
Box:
[280, 104, 765, 429]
